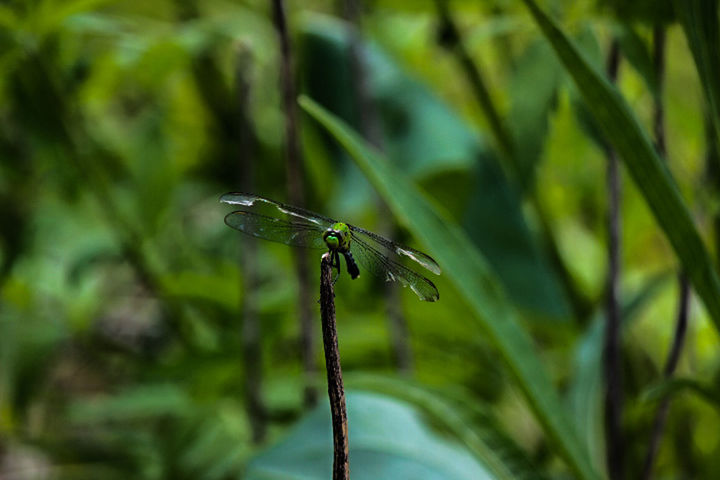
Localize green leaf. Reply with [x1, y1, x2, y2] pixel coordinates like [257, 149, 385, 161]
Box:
[675, 0, 720, 153]
[246, 391, 496, 480]
[299, 96, 599, 480]
[300, 16, 569, 319]
[508, 38, 562, 185]
[347, 373, 549, 480]
[521, 0, 720, 336]
[301, 16, 478, 178]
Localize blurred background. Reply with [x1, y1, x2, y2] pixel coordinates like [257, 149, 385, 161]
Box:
[1, 0, 719, 478]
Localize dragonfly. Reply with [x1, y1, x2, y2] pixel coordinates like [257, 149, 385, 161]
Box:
[220, 193, 441, 301]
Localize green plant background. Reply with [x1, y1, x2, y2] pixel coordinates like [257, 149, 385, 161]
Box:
[1, 0, 720, 478]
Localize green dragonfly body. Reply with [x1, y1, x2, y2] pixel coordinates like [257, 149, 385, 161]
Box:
[321, 221, 361, 280]
[220, 193, 441, 301]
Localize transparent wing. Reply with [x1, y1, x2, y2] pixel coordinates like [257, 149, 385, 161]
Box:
[351, 234, 439, 302]
[225, 211, 327, 249]
[348, 224, 441, 275]
[220, 192, 336, 229]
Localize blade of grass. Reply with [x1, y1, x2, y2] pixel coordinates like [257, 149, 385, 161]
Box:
[675, 0, 720, 153]
[520, 0, 720, 336]
[602, 39, 625, 480]
[300, 95, 600, 480]
[641, 377, 720, 413]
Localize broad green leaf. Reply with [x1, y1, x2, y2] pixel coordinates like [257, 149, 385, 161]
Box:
[461, 158, 568, 318]
[347, 373, 549, 480]
[301, 16, 478, 178]
[508, 38, 562, 187]
[300, 96, 599, 480]
[521, 0, 720, 336]
[246, 391, 495, 480]
[300, 16, 569, 319]
[675, 0, 720, 153]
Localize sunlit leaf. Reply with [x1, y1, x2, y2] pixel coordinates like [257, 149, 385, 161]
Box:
[521, 0, 720, 336]
[616, 23, 658, 98]
[675, 0, 720, 153]
[508, 38, 562, 186]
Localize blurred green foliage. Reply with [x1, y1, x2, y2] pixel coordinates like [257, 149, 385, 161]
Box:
[1, 0, 720, 479]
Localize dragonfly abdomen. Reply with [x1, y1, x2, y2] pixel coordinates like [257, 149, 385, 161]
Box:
[342, 251, 360, 279]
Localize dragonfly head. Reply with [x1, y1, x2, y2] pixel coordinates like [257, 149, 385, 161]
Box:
[323, 222, 351, 252]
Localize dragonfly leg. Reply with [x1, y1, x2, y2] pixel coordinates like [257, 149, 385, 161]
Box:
[331, 251, 341, 285]
[342, 251, 360, 279]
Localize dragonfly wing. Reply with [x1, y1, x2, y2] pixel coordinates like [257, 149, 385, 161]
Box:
[348, 225, 441, 275]
[351, 234, 439, 302]
[221, 193, 336, 228]
[225, 211, 327, 249]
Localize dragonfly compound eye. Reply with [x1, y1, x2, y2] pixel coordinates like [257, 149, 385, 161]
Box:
[324, 231, 340, 250]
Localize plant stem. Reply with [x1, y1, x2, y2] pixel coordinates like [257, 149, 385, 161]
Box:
[641, 26, 691, 480]
[271, 0, 317, 407]
[320, 253, 349, 480]
[641, 275, 690, 480]
[235, 46, 266, 444]
[603, 39, 624, 480]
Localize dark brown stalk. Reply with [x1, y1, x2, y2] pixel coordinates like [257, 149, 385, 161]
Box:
[320, 253, 349, 480]
[641, 276, 690, 479]
[271, 0, 317, 407]
[603, 39, 624, 480]
[641, 27, 691, 480]
[342, 0, 413, 373]
[432, 0, 592, 322]
[235, 46, 266, 444]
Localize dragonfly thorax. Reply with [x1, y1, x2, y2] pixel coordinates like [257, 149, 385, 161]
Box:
[323, 222, 351, 252]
